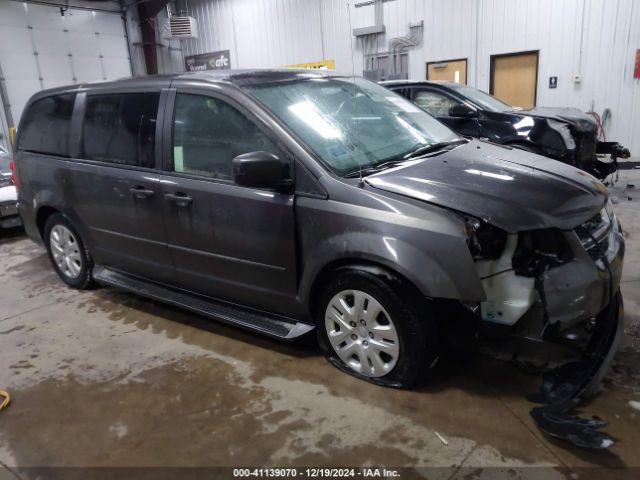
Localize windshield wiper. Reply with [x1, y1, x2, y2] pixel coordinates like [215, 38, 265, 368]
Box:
[344, 159, 407, 178]
[403, 139, 467, 159]
[343, 139, 467, 179]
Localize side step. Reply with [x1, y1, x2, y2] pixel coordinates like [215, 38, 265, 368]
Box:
[93, 266, 315, 341]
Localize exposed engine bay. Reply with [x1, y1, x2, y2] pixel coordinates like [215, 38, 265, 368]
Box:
[465, 201, 625, 449]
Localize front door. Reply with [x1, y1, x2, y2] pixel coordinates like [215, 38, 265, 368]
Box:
[159, 88, 297, 315]
[411, 88, 479, 137]
[67, 90, 174, 284]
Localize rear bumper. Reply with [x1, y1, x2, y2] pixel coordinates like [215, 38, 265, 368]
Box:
[0, 199, 22, 229]
[16, 200, 41, 242]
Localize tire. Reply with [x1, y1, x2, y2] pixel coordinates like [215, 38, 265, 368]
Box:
[317, 268, 439, 388]
[44, 213, 94, 289]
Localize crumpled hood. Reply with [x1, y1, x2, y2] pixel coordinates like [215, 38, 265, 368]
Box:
[512, 107, 597, 133]
[366, 140, 608, 232]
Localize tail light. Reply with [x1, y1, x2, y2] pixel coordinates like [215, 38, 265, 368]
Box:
[9, 159, 18, 190]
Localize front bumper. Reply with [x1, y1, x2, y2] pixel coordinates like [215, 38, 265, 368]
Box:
[543, 224, 624, 328]
[530, 289, 624, 449]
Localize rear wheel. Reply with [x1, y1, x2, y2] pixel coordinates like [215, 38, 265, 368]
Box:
[44, 214, 94, 289]
[317, 268, 439, 388]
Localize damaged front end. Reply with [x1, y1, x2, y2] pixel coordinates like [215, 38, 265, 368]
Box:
[535, 111, 630, 181]
[466, 201, 625, 449]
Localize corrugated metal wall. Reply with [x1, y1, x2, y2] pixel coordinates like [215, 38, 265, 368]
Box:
[181, 0, 325, 67]
[180, 0, 640, 152]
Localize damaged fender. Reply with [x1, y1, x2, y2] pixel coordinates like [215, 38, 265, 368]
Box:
[294, 193, 486, 312]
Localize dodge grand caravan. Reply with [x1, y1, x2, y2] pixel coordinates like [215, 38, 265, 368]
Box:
[15, 70, 624, 448]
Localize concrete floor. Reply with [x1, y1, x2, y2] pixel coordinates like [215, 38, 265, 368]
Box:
[1, 171, 640, 479]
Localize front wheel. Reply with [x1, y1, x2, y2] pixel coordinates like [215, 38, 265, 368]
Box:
[317, 269, 439, 388]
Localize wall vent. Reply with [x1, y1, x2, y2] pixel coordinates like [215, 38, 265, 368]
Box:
[169, 16, 198, 39]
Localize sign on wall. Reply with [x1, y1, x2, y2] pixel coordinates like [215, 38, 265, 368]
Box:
[185, 50, 231, 72]
[283, 60, 336, 70]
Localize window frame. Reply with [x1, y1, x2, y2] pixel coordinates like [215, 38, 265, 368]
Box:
[70, 87, 167, 173]
[161, 86, 293, 187]
[16, 92, 77, 158]
[410, 86, 477, 117]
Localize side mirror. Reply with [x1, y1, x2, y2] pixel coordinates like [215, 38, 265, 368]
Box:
[232, 151, 293, 190]
[449, 104, 477, 118]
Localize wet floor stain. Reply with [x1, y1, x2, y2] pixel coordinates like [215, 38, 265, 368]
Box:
[1, 172, 640, 474]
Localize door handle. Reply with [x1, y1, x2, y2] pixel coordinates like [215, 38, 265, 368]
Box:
[130, 186, 155, 199]
[165, 192, 193, 207]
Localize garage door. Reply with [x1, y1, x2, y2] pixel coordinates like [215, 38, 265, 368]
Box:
[0, 1, 131, 133]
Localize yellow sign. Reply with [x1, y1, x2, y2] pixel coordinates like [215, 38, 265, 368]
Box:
[284, 60, 336, 70]
[9, 127, 15, 146]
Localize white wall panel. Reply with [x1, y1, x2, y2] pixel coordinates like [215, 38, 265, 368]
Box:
[320, 0, 356, 73]
[182, 0, 324, 67]
[183, 0, 639, 152]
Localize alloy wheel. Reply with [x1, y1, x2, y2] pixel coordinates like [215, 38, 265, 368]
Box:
[49, 224, 83, 279]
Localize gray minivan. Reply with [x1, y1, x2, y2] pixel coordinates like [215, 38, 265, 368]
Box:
[14, 71, 624, 444]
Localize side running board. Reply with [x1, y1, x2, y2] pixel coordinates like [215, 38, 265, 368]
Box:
[93, 266, 315, 341]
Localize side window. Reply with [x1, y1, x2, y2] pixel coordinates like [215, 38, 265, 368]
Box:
[172, 93, 282, 181]
[82, 93, 159, 168]
[413, 90, 462, 117]
[18, 94, 76, 157]
[389, 87, 409, 98]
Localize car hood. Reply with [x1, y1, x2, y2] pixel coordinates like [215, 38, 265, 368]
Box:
[365, 140, 608, 232]
[510, 107, 597, 133]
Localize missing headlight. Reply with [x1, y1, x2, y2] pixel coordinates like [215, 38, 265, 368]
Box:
[465, 218, 507, 259]
[512, 229, 574, 277]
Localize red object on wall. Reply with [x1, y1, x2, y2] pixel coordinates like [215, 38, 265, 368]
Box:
[635, 49, 640, 79]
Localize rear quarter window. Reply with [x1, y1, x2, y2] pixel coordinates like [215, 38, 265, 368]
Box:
[18, 94, 76, 157]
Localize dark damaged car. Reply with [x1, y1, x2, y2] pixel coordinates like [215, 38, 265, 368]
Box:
[382, 80, 630, 180]
[15, 70, 624, 448]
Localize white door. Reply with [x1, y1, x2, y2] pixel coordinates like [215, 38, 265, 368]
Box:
[0, 1, 131, 130]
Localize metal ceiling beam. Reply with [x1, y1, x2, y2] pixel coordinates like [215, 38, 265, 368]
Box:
[136, 0, 170, 75]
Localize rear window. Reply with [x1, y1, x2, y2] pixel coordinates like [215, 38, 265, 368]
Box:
[81, 93, 159, 168]
[18, 94, 76, 157]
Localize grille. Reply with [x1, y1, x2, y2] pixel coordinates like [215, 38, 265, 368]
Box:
[575, 211, 607, 242]
[574, 208, 612, 261]
[587, 237, 609, 261]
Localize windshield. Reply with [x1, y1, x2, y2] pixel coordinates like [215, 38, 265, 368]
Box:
[449, 84, 513, 112]
[245, 77, 460, 175]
